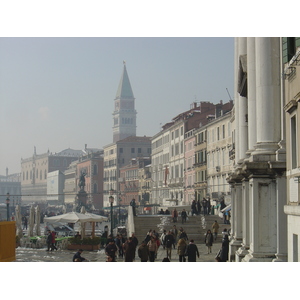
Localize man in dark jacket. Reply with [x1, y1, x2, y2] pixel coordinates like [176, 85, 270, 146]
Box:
[73, 249, 87, 262]
[105, 240, 118, 262]
[181, 209, 187, 224]
[185, 240, 199, 262]
[115, 234, 125, 258]
[123, 237, 136, 262]
[138, 240, 149, 262]
[164, 231, 175, 260]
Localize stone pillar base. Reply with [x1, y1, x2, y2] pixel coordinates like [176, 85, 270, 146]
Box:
[242, 250, 276, 262]
[272, 253, 287, 262]
[235, 246, 249, 262]
[229, 238, 242, 262]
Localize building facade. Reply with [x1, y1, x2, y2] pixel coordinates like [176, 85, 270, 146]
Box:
[21, 148, 85, 203]
[76, 149, 104, 209]
[206, 111, 233, 203]
[194, 126, 208, 202]
[0, 169, 21, 205]
[184, 129, 196, 206]
[103, 136, 151, 207]
[282, 37, 300, 262]
[151, 101, 233, 208]
[228, 37, 287, 262]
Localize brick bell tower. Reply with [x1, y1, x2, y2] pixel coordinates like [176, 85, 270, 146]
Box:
[112, 61, 137, 143]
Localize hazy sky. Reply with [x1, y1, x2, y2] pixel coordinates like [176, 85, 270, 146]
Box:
[0, 37, 234, 174]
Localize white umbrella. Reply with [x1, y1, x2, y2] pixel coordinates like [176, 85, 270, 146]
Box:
[84, 213, 108, 222]
[44, 211, 95, 223]
[27, 205, 35, 237]
[15, 205, 23, 239]
[35, 206, 41, 236]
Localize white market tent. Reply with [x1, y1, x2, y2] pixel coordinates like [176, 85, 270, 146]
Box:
[44, 211, 107, 223]
[44, 212, 108, 238]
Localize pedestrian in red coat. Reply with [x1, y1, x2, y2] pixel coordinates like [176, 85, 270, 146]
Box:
[51, 231, 57, 251]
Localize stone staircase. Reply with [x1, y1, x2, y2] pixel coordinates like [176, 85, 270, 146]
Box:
[133, 214, 229, 244]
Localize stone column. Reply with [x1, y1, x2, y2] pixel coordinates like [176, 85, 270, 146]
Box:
[235, 179, 250, 261]
[246, 37, 257, 154]
[253, 37, 281, 156]
[229, 181, 243, 261]
[237, 37, 248, 161]
[234, 38, 240, 162]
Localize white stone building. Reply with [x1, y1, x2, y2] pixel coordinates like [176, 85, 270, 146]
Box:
[282, 37, 300, 262]
[228, 37, 287, 262]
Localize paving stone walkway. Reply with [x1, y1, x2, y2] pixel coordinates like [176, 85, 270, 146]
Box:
[15, 238, 223, 262]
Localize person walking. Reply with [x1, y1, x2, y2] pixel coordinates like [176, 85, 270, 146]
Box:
[178, 227, 188, 241]
[46, 230, 52, 251]
[172, 208, 178, 223]
[123, 237, 136, 262]
[220, 229, 229, 262]
[202, 198, 208, 215]
[147, 236, 158, 262]
[177, 238, 187, 262]
[130, 198, 137, 216]
[212, 220, 220, 241]
[160, 229, 167, 249]
[105, 239, 118, 262]
[115, 234, 125, 259]
[196, 199, 201, 215]
[144, 229, 152, 244]
[131, 233, 139, 261]
[51, 231, 57, 251]
[165, 230, 175, 260]
[191, 200, 197, 216]
[204, 229, 214, 254]
[138, 240, 150, 262]
[185, 239, 199, 262]
[171, 225, 178, 249]
[181, 209, 187, 224]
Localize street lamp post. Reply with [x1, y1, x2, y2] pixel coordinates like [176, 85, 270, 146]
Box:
[6, 193, 10, 221]
[109, 195, 114, 237]
[118, 198, 122, 225]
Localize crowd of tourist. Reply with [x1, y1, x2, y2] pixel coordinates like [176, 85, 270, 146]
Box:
[71, 219, 229, 262]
